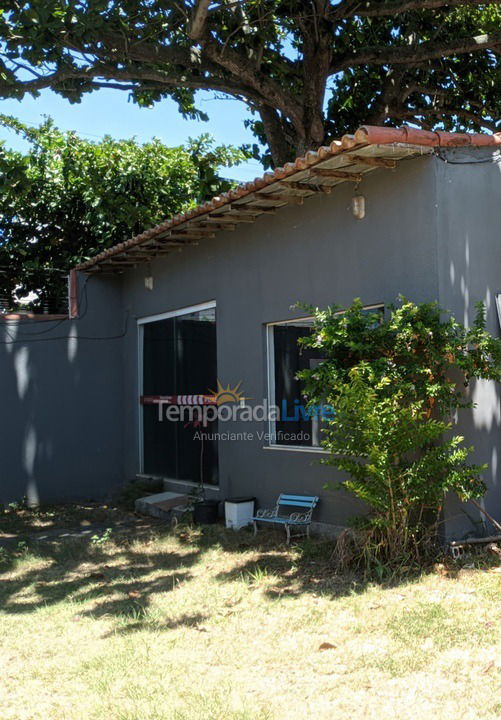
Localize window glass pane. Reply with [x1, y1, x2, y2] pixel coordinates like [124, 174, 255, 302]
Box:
[143, 317, 177, 477]
[273, 323, 322, 447]
[142, 307, 218, 484]
[270, 306, 383, 448]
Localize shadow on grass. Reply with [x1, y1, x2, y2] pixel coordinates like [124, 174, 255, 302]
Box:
[0, 520, 358, 627]
[0, 515, 461, 632]
[176, 524, 470, 599]
[176, 523, 376, 599]
[0, 529, 203, 632]
[0, 502, 140, 537]
[101, 611, 209, 637]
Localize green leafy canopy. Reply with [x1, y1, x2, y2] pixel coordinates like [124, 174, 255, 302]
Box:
[1, 1, 501, 167]
[0, 115, 249, 308]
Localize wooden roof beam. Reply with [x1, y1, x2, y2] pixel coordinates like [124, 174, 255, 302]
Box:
[207, 213, 255, 224]
[153, 239, 200, 247]
[155, 228, 215, 240]
[93, 237, 200, 266]
[346, 154, 396, 169]
[161, 232, 214, 242]
[87, 268, 124, 275]
[177, 228, 216, 236]
[141, 238, 175, 247]
[280, 180, 333, 194]
[308, 168, 363, 182]
[197, 222, 236, 231]
[254, 192, 305, 205]
[130, 244, 197, 257]
[229, 203, 276, 214]
[100, 260, 137, 267]
[138, 250, 171, 256]
[121, 254, 155, 261]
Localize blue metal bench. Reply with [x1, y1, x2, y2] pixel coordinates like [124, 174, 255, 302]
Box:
[252, 494, 319, 544]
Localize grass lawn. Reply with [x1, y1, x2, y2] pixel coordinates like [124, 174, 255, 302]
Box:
[0, 508, 500, 720]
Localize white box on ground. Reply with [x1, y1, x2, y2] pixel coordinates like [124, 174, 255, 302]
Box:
[225, 496, 255, 530]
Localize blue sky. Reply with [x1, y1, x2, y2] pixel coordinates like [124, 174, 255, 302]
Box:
[0, 88, 266, 183]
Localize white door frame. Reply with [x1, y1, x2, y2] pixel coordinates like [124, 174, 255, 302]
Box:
[137, 300, 216, 473]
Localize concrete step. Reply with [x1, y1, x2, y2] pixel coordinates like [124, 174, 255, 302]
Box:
[135, 491, 190, 520]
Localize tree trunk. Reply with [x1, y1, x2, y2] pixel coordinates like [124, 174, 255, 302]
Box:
[296, 10, 332, 157]
[258, 106, 297, 167]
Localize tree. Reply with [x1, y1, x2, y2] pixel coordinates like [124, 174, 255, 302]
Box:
[1, 1, 501, 168]
[0, 115, 247, 310]
[299, 298, 501, 568]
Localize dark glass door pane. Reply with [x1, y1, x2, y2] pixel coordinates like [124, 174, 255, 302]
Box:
[142, 308, 218, 484]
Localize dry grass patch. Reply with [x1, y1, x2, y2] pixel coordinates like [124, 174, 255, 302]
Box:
[0, 520, 499, 720]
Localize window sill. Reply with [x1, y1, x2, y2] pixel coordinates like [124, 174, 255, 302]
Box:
[136, 473, 220, 491]
[262, 445, 330, 455]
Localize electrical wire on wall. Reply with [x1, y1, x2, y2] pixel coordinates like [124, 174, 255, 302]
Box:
[0, 265, 72, 324]
[0, 275, 89, 339]
[0, 275, 129, 344]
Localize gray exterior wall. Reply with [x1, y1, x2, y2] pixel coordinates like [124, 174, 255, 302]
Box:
[2, 149, 500, 537]
[120, 155, 441, 530]
[435, 148, 501, 536]
[0, 276, 124, 506]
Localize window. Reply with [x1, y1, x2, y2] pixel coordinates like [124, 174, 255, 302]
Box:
[267, 317, 322, 449]
[266, 305, 384, 450]
[139, 303, 218, 485]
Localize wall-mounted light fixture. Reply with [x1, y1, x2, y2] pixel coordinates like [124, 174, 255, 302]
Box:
[352, 194, 366, 220]
[144, 264, 154, 291]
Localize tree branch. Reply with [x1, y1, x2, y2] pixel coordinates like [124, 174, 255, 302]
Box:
[189, 0, 211, 41]
[333, 0, 499, 20]
[73, 29, 302, 127]
[453, 109, 500, 131]
[200, 37, 304, 126]
[364, 69, 406, 125]
[0, 56, 282, 119]
[331, 32, 501, 72]
[392, 106, 500, 131]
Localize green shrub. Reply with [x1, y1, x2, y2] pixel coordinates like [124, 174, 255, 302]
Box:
[299, 298, 501, 567]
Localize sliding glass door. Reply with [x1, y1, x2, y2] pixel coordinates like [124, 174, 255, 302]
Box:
[140, 303, 218, 485]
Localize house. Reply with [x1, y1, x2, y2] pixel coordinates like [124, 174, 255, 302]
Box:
[2, 125, 501, 539]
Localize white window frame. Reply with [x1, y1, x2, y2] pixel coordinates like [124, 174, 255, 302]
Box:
[137, 300, 216, 475]
[495, 293, 501, 330]
[265, 315, 326, 454]
[265, 304, 384, 453]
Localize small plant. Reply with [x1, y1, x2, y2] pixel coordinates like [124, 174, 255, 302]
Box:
[15, 540, 29, 555]
[299, 297, 501, 568]
[240, 564, 270, 586]
[90, 528, 113, 546]
[7, 497, 28, 512]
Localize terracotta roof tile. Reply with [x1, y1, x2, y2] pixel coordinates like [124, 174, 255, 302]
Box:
[76, 124, 501, 272]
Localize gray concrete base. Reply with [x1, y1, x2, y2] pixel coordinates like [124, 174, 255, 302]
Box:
[162, 478, 220, 500]
[135, 488, 346, 538]
[134, 491, 190, 520]
[309, 521, 347, 539]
